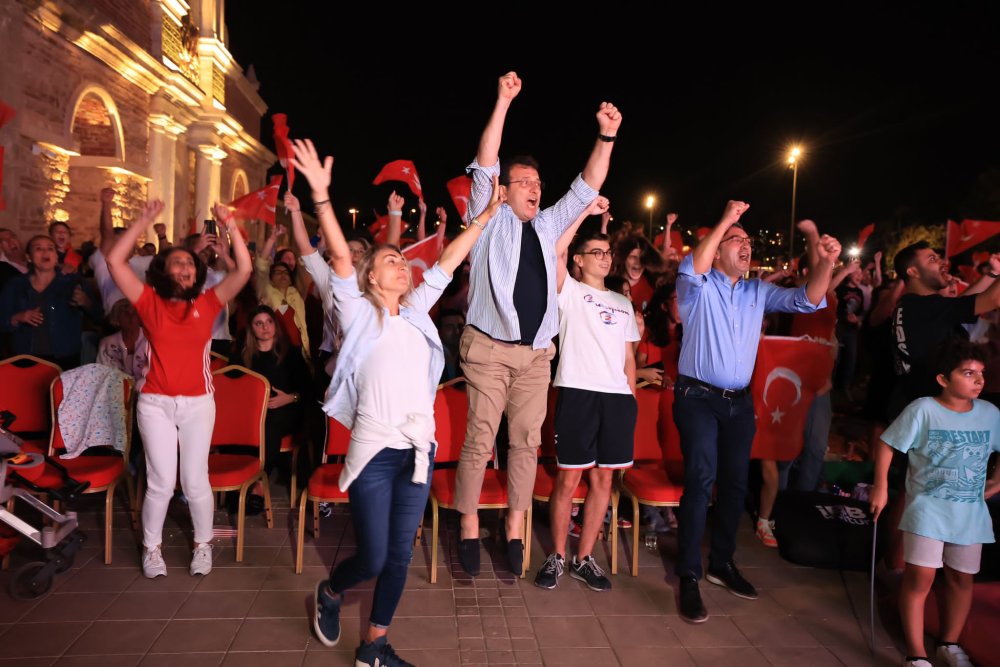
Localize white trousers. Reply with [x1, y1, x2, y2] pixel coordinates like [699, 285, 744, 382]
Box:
[137, 393, 216, 548]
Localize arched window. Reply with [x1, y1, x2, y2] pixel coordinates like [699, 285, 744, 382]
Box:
[231, 169, 249, 201]
[68, 86, 125, 160]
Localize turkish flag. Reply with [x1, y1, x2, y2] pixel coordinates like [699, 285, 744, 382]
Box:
[272, 113, 294, 190]
[749, 336, 836, 462]
[446, 175, 472, 223]
[228, 175, 283, 225]
[696, 227, 711, 241]
[946, 219, 1000, 258]
[857, 223, 875, 249]
[402, 234, 441, 288]
[369, 213, 408, 245]
[373, 160, 423, 199]
[0, 100, 13, 212]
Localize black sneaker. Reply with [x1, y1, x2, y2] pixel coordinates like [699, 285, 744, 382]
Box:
[506, 538, 524, 576]
[458, 538, 481, 576]
[678, 576, 708, 623]
[570, 555, 611, 592]
[312, 581, 341, 647]
[355, 636, 414, 666]
[706, 560, 758, 600]
[534, 553, 565, 589]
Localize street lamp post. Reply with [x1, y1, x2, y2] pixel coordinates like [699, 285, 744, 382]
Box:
[645, 195, 655, 240]
[787, 146, 802, 259]
[348, 208, 357, 229]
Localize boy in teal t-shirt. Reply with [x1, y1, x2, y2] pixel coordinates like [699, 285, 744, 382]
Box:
[871, 341, 1000, 667]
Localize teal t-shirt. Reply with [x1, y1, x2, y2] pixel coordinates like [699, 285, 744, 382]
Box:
[881, 397, 1000, 545]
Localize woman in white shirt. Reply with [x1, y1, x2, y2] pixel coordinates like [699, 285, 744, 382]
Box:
[292, 139, 502, 667]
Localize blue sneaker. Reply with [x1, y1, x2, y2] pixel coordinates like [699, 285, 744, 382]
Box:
[355, 636, 414, 666]
[313, 581, 341, 647]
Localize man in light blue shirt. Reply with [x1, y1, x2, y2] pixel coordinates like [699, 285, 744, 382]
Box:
[672, 200, 841, 623]
[453, 72, 622, 578]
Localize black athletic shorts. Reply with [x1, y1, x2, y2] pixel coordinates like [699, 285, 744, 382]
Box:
[554, 386, 637, 469]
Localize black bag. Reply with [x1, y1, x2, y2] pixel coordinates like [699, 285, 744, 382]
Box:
[772, 490, 875, 571]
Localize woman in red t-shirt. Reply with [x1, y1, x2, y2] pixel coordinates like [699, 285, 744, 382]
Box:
[106, 199, 252, 580]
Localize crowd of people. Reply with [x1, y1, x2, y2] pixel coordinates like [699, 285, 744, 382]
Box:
[2, 72, 999, 667]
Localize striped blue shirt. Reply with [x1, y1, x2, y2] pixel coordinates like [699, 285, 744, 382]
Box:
[465, 158, 599, 349]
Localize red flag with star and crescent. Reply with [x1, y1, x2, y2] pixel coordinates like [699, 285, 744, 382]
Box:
[228, 175, 283, 225]
[373, 160, 423, 199]
[0, 99, 15, 212]
[402, 234, 442, 288]
[946, 219, 1000, 258]
[272, 113, 295, 190]
[446, 175, 473, 223]
[749, 336, 836, 462]
[368, 213, 409, 244]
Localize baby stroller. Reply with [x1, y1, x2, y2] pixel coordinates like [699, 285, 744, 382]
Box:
[0, 410, 88, 599]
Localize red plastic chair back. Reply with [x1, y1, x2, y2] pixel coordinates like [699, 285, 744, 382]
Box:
[0, 355, 61, 435]
[323, 417, 351, 460]
[49, 375, 133, 454]
[633, 385, 663, 462]
[433, 382, 468, 463]
[210, 366, 269, 449]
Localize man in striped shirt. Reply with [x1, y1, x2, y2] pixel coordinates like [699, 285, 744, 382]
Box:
[453, 71, 622, 577]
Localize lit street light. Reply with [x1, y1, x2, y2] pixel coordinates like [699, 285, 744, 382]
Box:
[787, 146, 802, 259]
[348, 208, 358, 229]
[645, 195, 655, 239]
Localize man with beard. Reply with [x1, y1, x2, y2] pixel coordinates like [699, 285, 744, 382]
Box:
[890, 241, 1000, 418]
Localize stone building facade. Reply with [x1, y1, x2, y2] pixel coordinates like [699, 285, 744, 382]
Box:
[0, 0, 274, 246]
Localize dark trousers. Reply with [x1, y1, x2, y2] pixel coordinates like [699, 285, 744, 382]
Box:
[672, 378, 756, 579]
[328, 446, 433, 628]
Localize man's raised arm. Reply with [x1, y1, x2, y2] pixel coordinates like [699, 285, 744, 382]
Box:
[690, 200, 749, 275]
[580, 102, 623, 191]
[476, 72, 521, 169]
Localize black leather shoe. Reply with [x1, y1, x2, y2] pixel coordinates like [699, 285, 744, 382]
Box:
[678, 576, 708, 623]
[458, 538, 481, 576]
[506, 538, 524, 576]
[706, 560, 758, 600]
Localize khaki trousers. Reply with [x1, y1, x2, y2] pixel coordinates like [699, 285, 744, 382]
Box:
[454, 326, 554, 514]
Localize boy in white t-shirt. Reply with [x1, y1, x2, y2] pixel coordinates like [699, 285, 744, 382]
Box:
[535, 196, 640, 593]
[871, 340, 1000, 667]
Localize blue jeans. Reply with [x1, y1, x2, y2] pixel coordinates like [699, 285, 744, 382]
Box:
[328, 446, 433, 628]
[672, 378, 756, 579]
[779, 392, 832, 492]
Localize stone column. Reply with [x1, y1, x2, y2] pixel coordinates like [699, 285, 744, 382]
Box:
[148, 114, 186, 243]
[194, 144, 226, 232]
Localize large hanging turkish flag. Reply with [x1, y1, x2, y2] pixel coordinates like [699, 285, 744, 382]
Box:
[749, 336, 836, 462]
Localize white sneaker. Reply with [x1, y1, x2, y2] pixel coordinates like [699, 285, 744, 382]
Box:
[903, 660, 932, 667]
[936, 644, 973, 667]
[190, 543, 213, 576]
[142, 546, 167, 579]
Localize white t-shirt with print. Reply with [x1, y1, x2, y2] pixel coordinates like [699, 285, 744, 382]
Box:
[554, 276, 640, 395]
[90, 249, 153, 314]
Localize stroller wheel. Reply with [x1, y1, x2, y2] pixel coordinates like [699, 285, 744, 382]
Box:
[9, 561, 54, 600]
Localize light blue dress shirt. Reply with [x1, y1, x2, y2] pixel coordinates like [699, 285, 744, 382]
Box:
[676, 254, 825, 390]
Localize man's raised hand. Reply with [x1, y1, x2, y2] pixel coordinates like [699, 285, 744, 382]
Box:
[815, 235, 842, 262]
[498, 72, 522, 102]
[289, 139, 333, 195]
[284, 192, 301, 213]
[596, 102, 622, 136]
[587, 196, 610, 217]
[720, 200, 750, 228]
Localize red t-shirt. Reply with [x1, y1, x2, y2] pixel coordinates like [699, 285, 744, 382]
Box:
[134, 285, 223, 396]
[630, 274, 655, 311]
[789, 292, 838, 341]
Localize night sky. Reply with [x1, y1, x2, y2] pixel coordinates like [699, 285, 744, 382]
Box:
[226, 9, 998, 250]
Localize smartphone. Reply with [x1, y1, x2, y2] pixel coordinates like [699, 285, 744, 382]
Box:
[203, 219, 217, 236]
